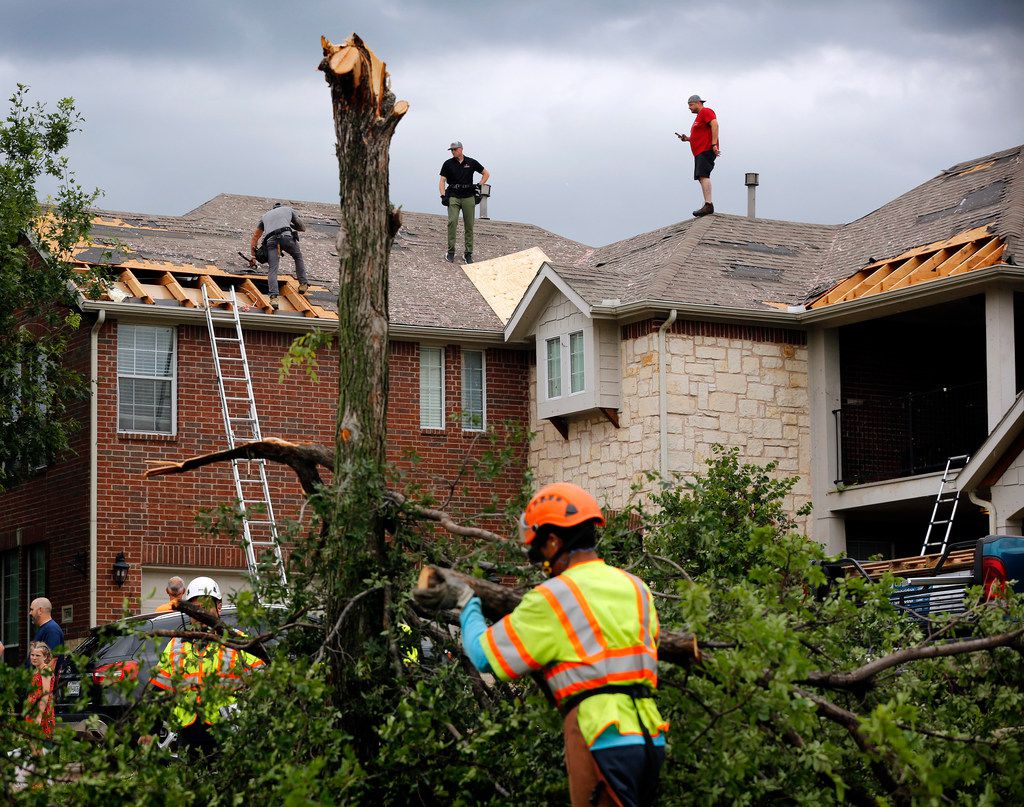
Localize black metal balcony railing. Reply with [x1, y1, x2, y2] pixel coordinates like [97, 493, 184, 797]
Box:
[833, 381, 987, 486]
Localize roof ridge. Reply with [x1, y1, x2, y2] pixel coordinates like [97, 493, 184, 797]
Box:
[643, 215, 715, 300]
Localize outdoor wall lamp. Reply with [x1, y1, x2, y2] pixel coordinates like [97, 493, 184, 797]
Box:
[112, 552, 130, 587]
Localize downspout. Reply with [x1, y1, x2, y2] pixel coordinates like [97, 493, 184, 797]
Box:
[968, 489, 997, 536]
[89, 309, 105, 627]
[658, 309, 678, 478]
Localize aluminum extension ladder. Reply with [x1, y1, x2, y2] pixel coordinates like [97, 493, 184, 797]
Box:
[202, 285, 288, 593]
[920, 454, 970, 557]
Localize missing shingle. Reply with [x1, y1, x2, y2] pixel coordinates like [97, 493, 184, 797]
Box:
[727, 264, 783, 282]
[916, 180, 1006, 224]
[711, 240, 797, 257]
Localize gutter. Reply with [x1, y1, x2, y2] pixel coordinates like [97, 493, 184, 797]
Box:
[587, 264, 1024, 328]
[77, 299, 509, 345]
[659, 309, 678, 478]
[591, 299, 800, 327]
[89, 309, 106, 628]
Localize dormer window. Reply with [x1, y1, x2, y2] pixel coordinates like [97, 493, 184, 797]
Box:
[546, 337, 562, 399]
[569, 331, 585, 394]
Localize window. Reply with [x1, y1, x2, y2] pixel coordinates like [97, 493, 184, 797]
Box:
[118, 324, 175, 434]
[420, 346, 445, 429]
[546, 337, 562, 399]
[569, 331, 585, 394]
[461, 350, 486, 431]
[26, 545, 44, 639]
[1, 550, 18, 648]
[27, 545, 45, 603]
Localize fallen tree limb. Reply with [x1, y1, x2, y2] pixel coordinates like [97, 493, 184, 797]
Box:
[144, 439, 508, 543]
[144, 437, 332, 497]
[799, 626, 1024, 689]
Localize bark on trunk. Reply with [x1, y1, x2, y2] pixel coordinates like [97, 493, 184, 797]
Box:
[319, 33, 408, 739]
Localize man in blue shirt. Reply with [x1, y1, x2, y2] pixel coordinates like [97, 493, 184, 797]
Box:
[29, 598, 64, 653]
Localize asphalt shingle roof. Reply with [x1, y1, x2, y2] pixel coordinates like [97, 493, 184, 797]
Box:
[82, 194, 592, 331]
[78, 144, 1022, 330]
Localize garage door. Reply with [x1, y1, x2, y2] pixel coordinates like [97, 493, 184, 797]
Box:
[140, 567, 252, 614]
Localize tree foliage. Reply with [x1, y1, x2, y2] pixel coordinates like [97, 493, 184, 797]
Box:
[4, 445, 1023, 804]
[0, 85, 100, 489]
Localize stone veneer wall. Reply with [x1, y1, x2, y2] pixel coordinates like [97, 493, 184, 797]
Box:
[529, 318, 811, 527]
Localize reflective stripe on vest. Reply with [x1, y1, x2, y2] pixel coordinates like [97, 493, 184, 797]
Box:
[486, 617, 542, 678]
[538, 567, 657, 705]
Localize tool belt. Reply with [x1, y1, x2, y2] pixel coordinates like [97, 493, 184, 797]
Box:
[559, 683, 654, 717]
[265, 227, 293, 241]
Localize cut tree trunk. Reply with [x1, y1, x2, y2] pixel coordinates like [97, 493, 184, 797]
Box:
[319, 33, 408, 739]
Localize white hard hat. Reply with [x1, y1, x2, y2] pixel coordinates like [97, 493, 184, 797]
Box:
[184, 576, 222, 602]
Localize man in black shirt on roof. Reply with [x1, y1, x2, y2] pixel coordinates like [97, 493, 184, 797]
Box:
[439, 141, 489, 264]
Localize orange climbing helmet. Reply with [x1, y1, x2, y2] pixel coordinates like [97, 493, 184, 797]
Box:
[518, 482, 605, 548]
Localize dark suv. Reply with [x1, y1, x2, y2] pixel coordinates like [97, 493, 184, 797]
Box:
[56, 608, 250, 725]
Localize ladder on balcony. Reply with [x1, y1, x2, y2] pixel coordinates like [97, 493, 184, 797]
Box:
[202, 285, 288, 594]
[920, 454, 970, 557]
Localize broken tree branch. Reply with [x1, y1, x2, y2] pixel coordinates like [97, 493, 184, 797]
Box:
[799, 626, 1024, 689]
[144, 437, 332, 497]
[144, 439, 510, 543]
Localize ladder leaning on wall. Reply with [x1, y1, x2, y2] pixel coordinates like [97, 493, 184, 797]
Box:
[920, 454, 971, 557]
[202, 285, 288, 594]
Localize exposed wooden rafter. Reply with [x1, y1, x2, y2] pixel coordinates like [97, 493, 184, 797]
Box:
[809, 226, 1007, 309]
[118, 268, 153, 304]
[159, 272, 196, 307]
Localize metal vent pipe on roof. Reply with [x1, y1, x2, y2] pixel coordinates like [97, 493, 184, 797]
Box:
[745, 172, 759, 219]
[478, 183, 491, 220]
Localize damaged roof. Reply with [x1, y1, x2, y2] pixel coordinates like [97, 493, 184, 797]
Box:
[73, 143, 1023, 334]
[805, 144, 1023, 302]
[76, 194, 592, 332]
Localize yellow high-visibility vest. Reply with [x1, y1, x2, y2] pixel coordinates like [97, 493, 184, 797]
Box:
[480, 559, 668, 746]
[150, 637, 265, 729]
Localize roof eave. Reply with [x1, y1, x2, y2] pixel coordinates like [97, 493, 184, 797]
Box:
[390, 324, 508, 345]
[77, 297, 338, 334]
[590, 299, 805, 327]
[957, 392, 1024, 493]
[504, 263, 593, 342]
[799, 263, 1024, 327]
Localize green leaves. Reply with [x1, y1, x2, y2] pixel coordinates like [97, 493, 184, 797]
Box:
[0, 85, 100, 490]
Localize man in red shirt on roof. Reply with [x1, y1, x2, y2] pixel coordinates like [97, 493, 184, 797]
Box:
[676, 94, 720, 217]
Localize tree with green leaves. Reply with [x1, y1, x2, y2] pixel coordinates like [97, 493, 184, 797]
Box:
[3, 45, 1024, 803]
[0, 84, 100, 489]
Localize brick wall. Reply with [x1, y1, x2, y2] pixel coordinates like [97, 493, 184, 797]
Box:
[0, 325, 92, 655]
[387, 342, 529, 521]
[88, 321, 530, 625]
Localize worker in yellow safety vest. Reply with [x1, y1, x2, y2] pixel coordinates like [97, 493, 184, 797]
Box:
[414, 483, 667, 807]
[149, 576, 265, 758]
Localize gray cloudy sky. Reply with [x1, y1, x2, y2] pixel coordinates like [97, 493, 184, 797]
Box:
[2, 0, 1022, 246]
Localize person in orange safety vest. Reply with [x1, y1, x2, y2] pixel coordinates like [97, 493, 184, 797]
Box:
[149, 576, 265, 758]
[414, 483, 667, 807]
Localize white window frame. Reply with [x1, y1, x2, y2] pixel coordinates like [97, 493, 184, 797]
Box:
[546, 337, 562, 400]
[461, 349, 487, 432]
[117, 324, 177, 436]
[419, 346, 446, 430]
[569, 330, 585, 395]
